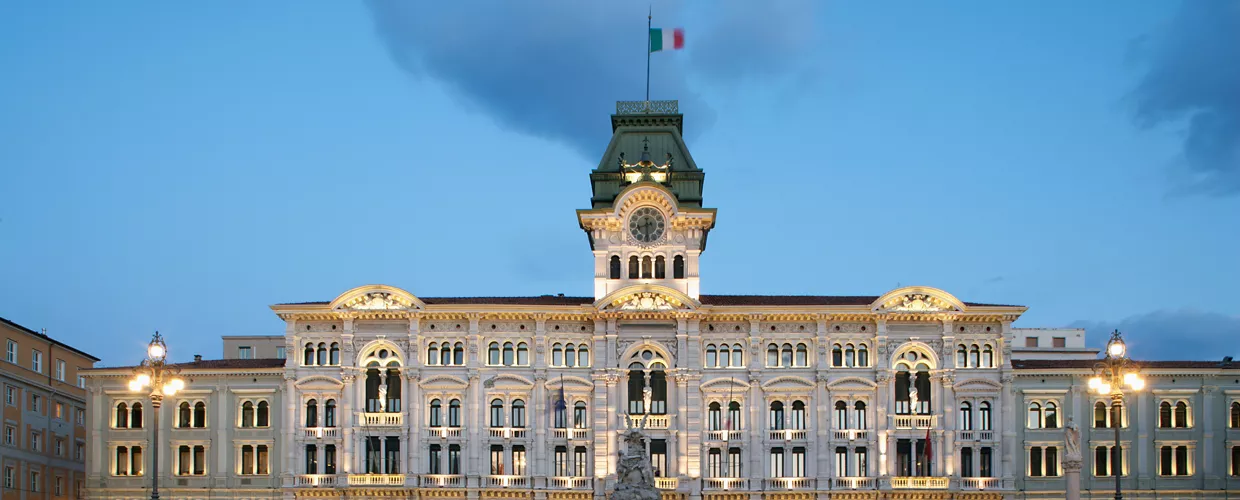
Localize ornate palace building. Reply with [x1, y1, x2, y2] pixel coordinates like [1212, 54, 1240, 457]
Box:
[82, 101, 1240, 500]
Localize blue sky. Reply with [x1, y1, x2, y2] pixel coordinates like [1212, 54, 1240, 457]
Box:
[1, 1, 1237, 366]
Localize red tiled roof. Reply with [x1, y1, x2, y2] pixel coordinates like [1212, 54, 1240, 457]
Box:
[1013, 359, 1238, 370]
[278, 295, 1020, 308]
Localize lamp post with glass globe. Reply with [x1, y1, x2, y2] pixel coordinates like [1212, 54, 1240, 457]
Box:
[1087, 330, 1144, 500]
[128, 332, 185, 500]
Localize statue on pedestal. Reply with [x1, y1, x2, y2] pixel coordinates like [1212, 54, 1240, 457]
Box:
[1065, 417, 1081, 462]
[613, 402, 660, 500]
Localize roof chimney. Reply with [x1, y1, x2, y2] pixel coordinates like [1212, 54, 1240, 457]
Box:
[194, 354, 202, 362]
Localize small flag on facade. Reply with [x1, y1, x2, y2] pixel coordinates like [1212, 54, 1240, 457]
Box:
[649, 27, 685, 52]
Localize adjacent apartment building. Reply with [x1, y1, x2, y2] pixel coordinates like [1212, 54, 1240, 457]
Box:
[1, 317, 99, 500]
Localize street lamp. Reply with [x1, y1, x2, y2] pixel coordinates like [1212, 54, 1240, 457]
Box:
[1087, 330, 1143, 500]
[129, 332, 185, 500]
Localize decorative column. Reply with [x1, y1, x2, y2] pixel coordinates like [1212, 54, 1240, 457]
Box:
[407, 371, 421, 482]
[876, 370, 892, 478]
[284, 373, 297, 479]
[593, 370, 616, 500]
[534, 372, 548, 485]
[938, 372, 955, 478]
[1202, 385, 1217, 482]
[1065, 420, 1083, 500]
[340, 374, 354, 475]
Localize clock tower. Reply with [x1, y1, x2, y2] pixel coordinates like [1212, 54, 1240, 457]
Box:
[577, 100, 716, 301]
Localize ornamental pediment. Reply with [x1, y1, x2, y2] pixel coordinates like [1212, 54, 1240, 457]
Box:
[420, 374, 469, 390]
[762, 376, 815, 392]
[954, 378, 1003, 392]
[295, 376, 345, 391]
[701, 377, 750, 393]
[483, 373, 534, 390]
[596, 285, 698, 313]
[329, 285, 424, 312]
[827, 377, 879, 390]
[871, 286, 965, 313]
[546, 375, 593, 390]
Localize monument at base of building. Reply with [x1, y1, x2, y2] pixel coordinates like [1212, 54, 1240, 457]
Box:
[612, 427, 661, 500]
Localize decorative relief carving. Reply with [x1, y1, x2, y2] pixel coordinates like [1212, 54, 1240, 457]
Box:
[658, 340, 679, 359]
[703, 322, 747, 334]
[960, 324, 997, 335]
[830, 322, 872, 334]
[484, 321, 531, 333]
[425, 322, 466, 333]
[878, 293, 956, 312]
[338, 292, 414, 311]
[613, 292, 680, 311]
[767, 323, 814, 334]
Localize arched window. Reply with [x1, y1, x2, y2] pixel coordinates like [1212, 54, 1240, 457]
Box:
[573, 401, 587, 429]
[654, 256, 666, 279]
[1231, 402, 1240, 428]
[324, 400, 336, 427]
[844, 344, 855, 367]
[709, 402, 722, 430]
[178, 402, 191, 427]
[960, 402, 973, 430]
[488, 343, 500, 365]
[1045, 402, 1058, 428]
[719, 345, 730, 368]
[317, 343, 327, 366]
[429, 399, 442, 427]
[306, 399, 318, 427]
[303, 343, 315, 366]
[979, 402, 992, 430]
[1159, 401, 1172, 428]
[241, 401, 255, 428]
[449, 399, 461, 427]
[781, 343, 793, 367]
[609, 255, 622, 279]
[629, 256, 640, 279]
[193, 402, 206, 428]
[516, 342, 529, 366]
[1174, 401, 1188, 428]
[440, 342, 451, 366]
[115, 402, 129, 428]
[795, 344, 808, 367]
[577, 344, 589, 367]
[705, 345, 717, 368]
[957, 345, 968, 368]
[511, 400, 526, 428]
[982, 345, 994, 367]
[969, 345, 980, 368]
[130, 403, 143, 428]
[769, 402, 785, 430]
[553, 344, 564, 366]
[453, 343, 464, 365]
[834, 401, 848, 429]
[330, 343, 340, 365]
[767, 344, 779, 367]
[649, 369, 668, 414]
[673, 255, 685, 279]
[858, 345, 869, 367]
[1028, 403, 1042, 429]
[628, 366, 646, 414]
[257, 401, 269, 427]
[502, 342, 515, 366]
[490, 399, 504, 428]
[728, 401, 741, 431]
[565, 344, 576, 367]
[641, 256, 653, 279]
[832, 344, 843, 367]
[1094, 401, 1109, 428]
[428, 344, 440, 365]
[790, 401, 806, 430]
[732, 344, 744, 367]
[854, 401, 867, 429]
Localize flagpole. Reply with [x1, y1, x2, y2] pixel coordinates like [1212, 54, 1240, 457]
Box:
[646, 5, 652, 103]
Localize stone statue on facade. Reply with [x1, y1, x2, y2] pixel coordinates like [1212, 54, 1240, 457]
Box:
[1064, 417, 1081, 460]
[377, 372, 388, 412]
[612, 420, 660, 500]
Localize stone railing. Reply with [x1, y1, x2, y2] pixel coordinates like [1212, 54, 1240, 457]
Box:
[833, 429, 870, 441]
[960, 477, 1000, 490]
[890, 476, 949, 489]
[549, 477, 593, 489]
[295, 474, 338, 487]
[486, 475, 528, 488]
[705, 430, 744, 442]
[763, 477, 814, 490]
[552, 428, 591, 440]
[701, 478, 746, 490]
[419, 474, 465, 487]
[654, 477, 679, 490]
[360, 412, 402, 427]
[832, 477, 876, 489]
[628, 415, 670, 430]
[488, 428, 529, 439]
[426, 427, 464, 438]
[616, 100, 678, 115]
[303, 427, 339, 439]
[959, 430, 996, 441]
[768, 429, 809, 441]
[892, 415, 937, 429]
[347, 474, 405, 486]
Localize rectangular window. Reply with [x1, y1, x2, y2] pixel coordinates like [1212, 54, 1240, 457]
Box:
[1095, 446, 1123, 477]
[490, 445, 505, 475]
[76, 443, 84, 461]
[429, 445, 442, 474]
[1231, 446, 1240, 476]
[1029, 447, 1043, 477]
[242, 446, 255, 475]
[1025, 337, 1038, 348]
[76, 408, 85, 425]
[770, 447, 785, 478]
[29, 471, 39, 493]
[305, 444, 318, 474]
[54, 402, 63, 419]
[448, 445, 460, 475]
[55, 476, 63, 496]
[5, 340, 15, 363]
[3, 466, 12, 489]
[4, 386, 13, 405]
[55, 360, 66, 381]
[791, 447, 806, 477]
[1052, 337, 1066, 348]
[32, 349, 42, 373]
[78, 376, 86, 389]
[31, 394, 40, 412]
[728, 448, 742, 477]
[708, 449, 722, 477]
[512, 445, 527, 476]
[384, 436, 400, 475]
[4, 425, 13, 445]
[55, 438, 64, 456]
[238, 347, 252, 359]
[276, 347, 286, 359]
[835, 446, 847, 477]
[574, 446, 588, 477]
[650, 440, 667, 477]
[554, 446, 568, 476]
[961, 447, 973, 477]
[31, 431, 41, 452]
[193, 445, 205, 475]
[856, 447, 868, 477]
[323, 445, 335, 475]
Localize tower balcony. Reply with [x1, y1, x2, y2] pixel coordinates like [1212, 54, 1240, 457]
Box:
[892, 414, 937, 429]
[359, 412, 402, 427]
[549, 477, 594, 490]
[956, 430, 996, 441]
[627, 414, 670, 430]
[487, 427, 529, 439]
[654, 477, 679, 490]
[485, 475, 528, 488]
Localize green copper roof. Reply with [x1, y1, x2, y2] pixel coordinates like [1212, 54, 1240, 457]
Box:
[588, 101, 704, 209]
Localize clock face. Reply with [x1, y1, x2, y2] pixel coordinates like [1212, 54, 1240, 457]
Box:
[628, 207, 666, 243]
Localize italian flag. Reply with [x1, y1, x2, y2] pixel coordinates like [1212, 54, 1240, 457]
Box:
[649, 27, 684, 52]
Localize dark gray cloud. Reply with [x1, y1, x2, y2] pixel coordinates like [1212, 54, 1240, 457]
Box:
[1129, 1, 1240, 196]
[363, 0, 821, 157]
[1069, 309, 1240, 361]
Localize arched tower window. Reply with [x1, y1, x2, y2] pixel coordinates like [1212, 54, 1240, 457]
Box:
[654, 256, 666, 279]
[303, 343, 315, 366]
[969, 345, 980, 368]
[178, 402, 191, 428]
[449, 399, 461, 427]
[330, 343, 340, 365]
[1174, 401, 1188, 428]
[565, 344, 577, 367]
[790, 401, 806, 430]
[858, 344, 869, 366]
[649, 368, 667, 414]
[844, 344, 856, 367]
[979, 402, 992, 430]
[453, 343, 464, 365]
[429, 399, 442, 427]
[490, 399, 504, 428]
[957, 345, 968, 368]
[502, 342, 515, 366]
[609, 256, 622, 279]
[488, 343, 500, 365]
[982, 345, 994, 367]
[732, 344, 744, 367]
[795, 344, 808, 367]
[317, 343, 327, 366]
[578, 344, 590, 367]
[673, 255, 685, 279]
[767, 344, 779, 367]
[115, 402, 129, 428]
[628, 364, 646, 414]
[428, 344, 440, 365]
[960, 402, 973, 430]
[516, 342, 529, 366]
[628, 256, 640, 279]
[641, 256, 653, 279]
[832, 344, 843, 367]
[1231, 402, 1240, 428]
[553, 343, 564, 366]
[440, 342, 451, 366]
[324, 400, 336, 427]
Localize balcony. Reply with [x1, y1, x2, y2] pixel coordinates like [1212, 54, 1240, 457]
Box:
[956, 430, 995, 441]
[763, 478, 814, 490]
[549, 477, 594, 489]
[832, 477, 875, 490]
[360, 412, 402, 427]
[628, 415, 670, 430]
[833, 429, 870, 441]
[295, 474, 338, 487]
[702, 478, 746, 491]
[890, 477, 949, 489]
[960, 477, 1000, 490]
[348, 474, 406, 486]
[425, 427, 464, 439]
[419, 474, 465, 488]
[767, 429, 809, 441]
[705, 430, 744, 442]
[655, 477, 679, 490]
[488, 428, 529, 439]
[303, 427, 339, 439]
[552, 428, 591, 440]
[486, 475, 528, 488]
[892, 415, 937, 430]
